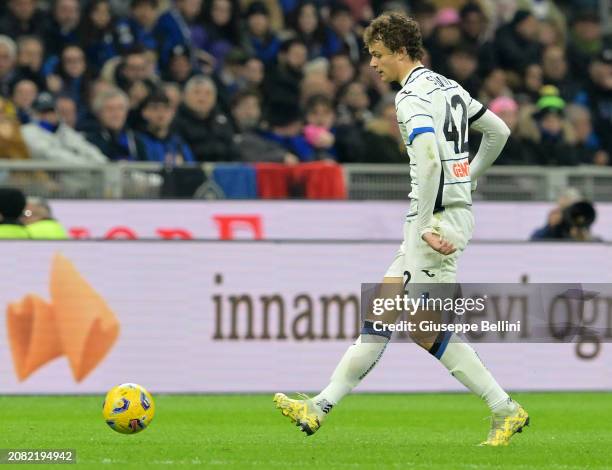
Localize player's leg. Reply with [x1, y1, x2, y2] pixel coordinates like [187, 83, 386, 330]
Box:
[273, 226, 409, 435]
[406, 208, 529, 445]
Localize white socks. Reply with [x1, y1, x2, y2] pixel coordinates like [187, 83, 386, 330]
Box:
[312, 334, 389, 412]
[439, 335, 516, 415]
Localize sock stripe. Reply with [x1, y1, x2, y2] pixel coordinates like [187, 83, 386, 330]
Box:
[429, 330, 453, 359]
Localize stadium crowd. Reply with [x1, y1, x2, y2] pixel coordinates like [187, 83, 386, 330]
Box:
[0, 0, 609, 169]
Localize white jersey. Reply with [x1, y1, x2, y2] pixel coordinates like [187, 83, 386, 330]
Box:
[395, 66, 487, 215]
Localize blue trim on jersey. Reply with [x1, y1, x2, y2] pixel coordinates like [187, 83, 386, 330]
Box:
[434, 331, 453, 359]
[408, 126, 435, 144]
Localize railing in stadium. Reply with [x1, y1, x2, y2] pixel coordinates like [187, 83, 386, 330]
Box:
[2, 161, 612, 201]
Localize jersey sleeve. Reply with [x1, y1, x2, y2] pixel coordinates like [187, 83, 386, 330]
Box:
[395, 91, 435, 145]
[467, 96, 487, 126]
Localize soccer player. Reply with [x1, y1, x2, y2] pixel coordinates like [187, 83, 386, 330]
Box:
[273, 12, 529, 446]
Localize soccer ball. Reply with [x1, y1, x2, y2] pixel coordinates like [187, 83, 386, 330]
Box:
[102, 383, 155, 434]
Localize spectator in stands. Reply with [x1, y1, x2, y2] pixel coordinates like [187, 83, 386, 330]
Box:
[201, 0, 244, 64]
[288, 1, 339, 60]
[22, 92, 108, 165]
[303, 94, 337, 160]
[78, 0, 123, 73]
[11, 78, 38, 124]
[46, 45, 91, 110]
[411, 1, 437, 46]
[357, 55, 391, 109]
[263, 38, 307, 109]
[447, 45, 480, 97]
[518, 92, 578, 166]
[567, 12, 603, 83]
[243, 2, 281, 65]
[425, 8, 463, 75]
[14, 36, 46, 92]
[45, 0, 81, 57]
[21, 196, 69, 239]
[300, 63, 335, 106]
[56, 94, 78, 129]
[336, 81, 372, 128]
[566, 104, 609, 166]
[214, 48, 249, 111]
[516, 62, 543, 104]
[494, 10, 542, 76]
[154, 0, 207, 69]
[87, 88, 146, 161]
[579, 49, 612, 154]
[329, 52, 355, 91]
[173, 75, 239, 161]
[541, 45, 579, 101]
[0, 96, 30, 160]
[163, 45, 198, 85]
[123, 0, 160, 52]
[459, 2, 488, 48]
[358, 96, 405, 164]
[260, 101, 315, 161]
[0, 187, 29, 239]
[0, 0, 48, 40]
[477, 67, 509, 105]
[162, 81, 182, 113]
[0, 36, 17, 96]
[138, 89, 194, 163]
[328, 3, 364, 64]
[243, 56, 265, 93]
[230, 89, 297, 163]
[478, 96, 531, 165]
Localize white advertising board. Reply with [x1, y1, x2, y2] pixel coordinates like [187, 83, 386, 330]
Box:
[50, 200, 612, 241]
[1, 241, 610, 394]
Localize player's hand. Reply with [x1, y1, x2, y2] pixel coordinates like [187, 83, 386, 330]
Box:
[422, 232, 456, 255]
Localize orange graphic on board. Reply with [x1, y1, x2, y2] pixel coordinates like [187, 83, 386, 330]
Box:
[6, 253, 120, 382]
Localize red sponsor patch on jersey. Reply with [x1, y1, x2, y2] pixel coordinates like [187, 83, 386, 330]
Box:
[452, 161, 470, 178]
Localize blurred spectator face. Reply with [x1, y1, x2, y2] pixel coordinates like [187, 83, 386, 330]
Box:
[12, 79, 37, 110]
[301, 73, 335, 104]
[495, 105, 518, 131]
[573, 18, 600, 42]
[542, 46, 567, 81]
[461, 9, 486, 40]
[17, 37, 43, 71]
[143, 101, 174, 132]
[539, 21, 561, 47]
[0, 43, 16, 78]
[232, 94, 260, 130]
[38, 109, 59, 125]
[539, 112, 563, 135]
[163, 83, 182, 112]
[436, 25, 461, 47]
[169, 54, 192, 82]
[516, 15, 538, 41]
[99, 95, 128, 131]
[55, 0, 80, 29]
[211, 0, 232, 26]
[330, 55, 355, 87]
[342, 82, 369, 110]
[62, 46, 86, 78]
[380, 102, 400, 139]
[185, 81, 216, 117]
[56, 95, 77, 128]
[298, 3, 318, 35]
[90, 0, 112, 29]
[483, 68, 507, 98]
[589, 61, 612, 90]
[285, 42, 307, 70]
[123, 53, 149, 83]
[414, 10, 436, 40]
[524, 64, 543, 93]
[248, 12, 268, 37]
[132, 1, 158, 28]
[331, 9, 353, 36]
[449, 50, 477, 80]
[306, 102, 335, 128]
[243, 57, 264, 85]
[566, 105, 592, 142]
[9, 0, 36, 21]
[177, 0, 202, 20]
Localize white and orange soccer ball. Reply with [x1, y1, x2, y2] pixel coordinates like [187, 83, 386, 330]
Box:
[102, 383, 155, 434]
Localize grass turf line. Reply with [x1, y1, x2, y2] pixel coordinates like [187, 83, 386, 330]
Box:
[0, 392, 610, 469]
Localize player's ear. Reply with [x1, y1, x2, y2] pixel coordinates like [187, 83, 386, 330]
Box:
[398, 46, 409, 59]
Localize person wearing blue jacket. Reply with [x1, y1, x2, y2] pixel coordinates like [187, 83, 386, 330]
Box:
[138, 89, 194, 164]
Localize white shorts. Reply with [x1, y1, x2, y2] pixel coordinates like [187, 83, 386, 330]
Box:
[384, 206, 474, 283]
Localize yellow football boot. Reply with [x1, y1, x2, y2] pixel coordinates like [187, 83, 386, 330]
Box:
[273, 393, 323, 436]
[480, 405, 530, 447]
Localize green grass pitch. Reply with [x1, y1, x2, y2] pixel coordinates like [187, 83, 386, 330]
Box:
[1, 393, 610, 469]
